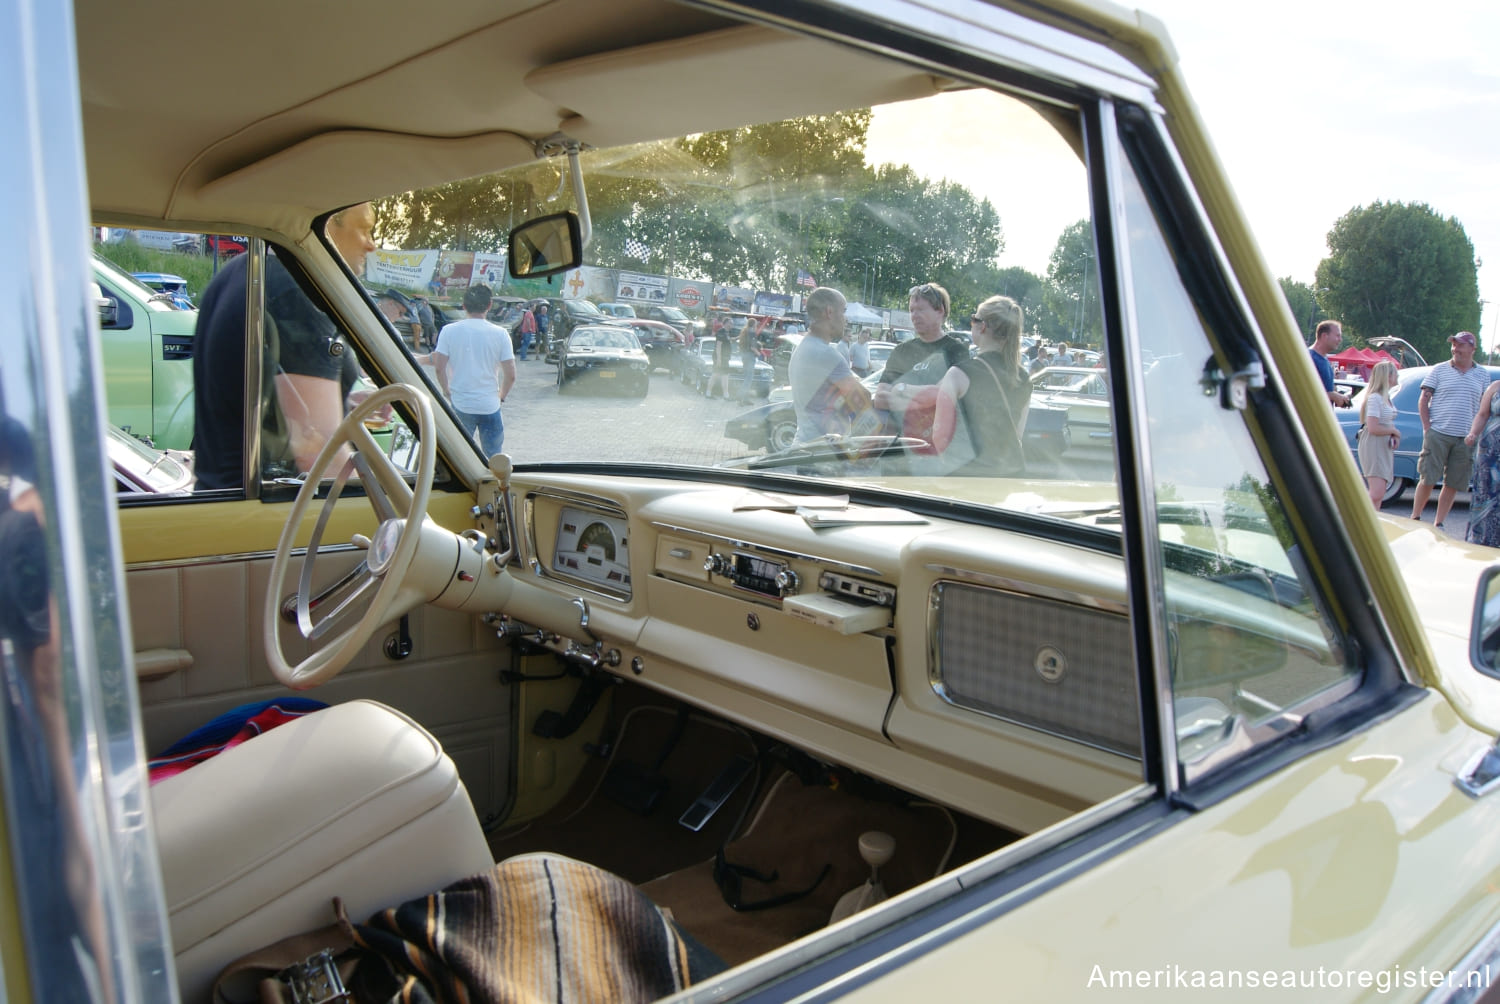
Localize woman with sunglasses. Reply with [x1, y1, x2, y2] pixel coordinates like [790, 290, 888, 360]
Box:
[928, 295, 1032, 475]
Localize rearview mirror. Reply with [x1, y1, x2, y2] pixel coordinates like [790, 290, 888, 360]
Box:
[1471, 564, 1500, 673]
[508, 212, 582, 279]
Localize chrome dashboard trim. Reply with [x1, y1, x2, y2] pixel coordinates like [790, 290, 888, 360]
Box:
[922, 564, 1128, 616]
[523, 488, 633, 601]
[649, 521, 884, 579]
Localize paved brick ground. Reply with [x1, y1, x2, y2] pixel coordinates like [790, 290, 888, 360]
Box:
[462, 357, 760, 466]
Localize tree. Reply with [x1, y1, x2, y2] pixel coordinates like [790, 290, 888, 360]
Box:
[1044, 220, 1101, 347]
[1278, 277, 1327, 341]
[1315, 201, 1480, 362]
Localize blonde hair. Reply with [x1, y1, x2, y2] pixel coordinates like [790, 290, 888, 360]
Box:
[974, 295, 1023, 371]
[1360, 360, 1398, 425]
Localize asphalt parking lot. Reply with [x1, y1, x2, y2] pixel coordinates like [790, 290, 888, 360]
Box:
[473, 357, 757, 466]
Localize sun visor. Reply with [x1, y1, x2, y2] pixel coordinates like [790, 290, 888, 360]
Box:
[192, 129, 537, 217]
[526, 24, 943, 150]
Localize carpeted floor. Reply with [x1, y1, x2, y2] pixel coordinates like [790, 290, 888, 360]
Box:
[489, 693, 1018, 969]
[641, 770, 981, 967]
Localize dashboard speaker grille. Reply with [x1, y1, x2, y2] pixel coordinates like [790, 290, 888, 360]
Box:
[932, 582, 1140, 756]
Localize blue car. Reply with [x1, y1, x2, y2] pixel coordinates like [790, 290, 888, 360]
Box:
[1338, 364, 1500, 503]
[131, 271, 195, 309]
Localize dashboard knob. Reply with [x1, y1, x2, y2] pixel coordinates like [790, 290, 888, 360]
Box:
[704, 553, 729, 575]
[774, 568, 800, 595]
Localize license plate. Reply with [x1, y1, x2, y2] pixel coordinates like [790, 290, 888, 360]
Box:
[598, 370, 616, 378]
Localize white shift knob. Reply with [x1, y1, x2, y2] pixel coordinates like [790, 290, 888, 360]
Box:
[858, 831, 895, 871]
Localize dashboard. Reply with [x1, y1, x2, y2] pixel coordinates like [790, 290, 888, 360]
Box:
[503, 474, 1147, 834]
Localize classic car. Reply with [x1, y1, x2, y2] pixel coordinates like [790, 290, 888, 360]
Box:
[675, 335, 775, 398]
[1338, 364, 1500, 503]
[555, 324, 652, 397]
[622, 317, 690, 369]
[107, 423, 195, 495]
[1030, 364, 1113, 456]
[11, 1, 1500, 1003]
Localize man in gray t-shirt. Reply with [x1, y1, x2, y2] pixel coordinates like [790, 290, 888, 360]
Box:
[789, 287, 871, 443]
[1411, 330, 1489, 528]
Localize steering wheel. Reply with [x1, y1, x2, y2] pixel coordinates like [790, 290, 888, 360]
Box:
[264, 383, 436, 689]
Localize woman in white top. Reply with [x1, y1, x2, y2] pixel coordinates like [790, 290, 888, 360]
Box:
[1358, 360, 1401, 508]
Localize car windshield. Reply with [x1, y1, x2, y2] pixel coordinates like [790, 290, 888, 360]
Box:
[571, 327, 640, 350]
[372, 83, 1342, 653]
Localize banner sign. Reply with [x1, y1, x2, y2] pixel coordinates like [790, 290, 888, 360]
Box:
[711, 284, 755, 312]
[559, 266, 616, 301]
[471, 252, 508, 288]
[366, 249, 439, 291]
[433, 250, 475, 297]
[616, 270, 669, 303]
[753, 291, 793, 316]
[672, 282, 706, 311]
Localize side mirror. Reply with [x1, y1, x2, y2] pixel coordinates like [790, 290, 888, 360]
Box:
[92, 282, 117, 326]
[508, 212, 582, 279]
[1471, 564, 1500, 672]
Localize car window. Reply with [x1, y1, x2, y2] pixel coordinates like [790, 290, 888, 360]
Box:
[92, 229, 415, 497]
[1115, 136, 1357, 777]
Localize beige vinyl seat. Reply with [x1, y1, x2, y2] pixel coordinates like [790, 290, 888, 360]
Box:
[150, 699, 495, 1002]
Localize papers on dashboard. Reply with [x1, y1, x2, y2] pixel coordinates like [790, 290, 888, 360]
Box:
[797, 507, 929, 529]
[731, 491, 926, 528]
[733, 491, 850, 512]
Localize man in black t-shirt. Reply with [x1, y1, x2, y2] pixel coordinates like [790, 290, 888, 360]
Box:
[192, 204, 375, 490]
[872, 281, 969, 428]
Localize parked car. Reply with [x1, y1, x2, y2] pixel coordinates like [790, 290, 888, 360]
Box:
[620, 317, 686, 369]
[865, 339, 896, 371]
[131, 272, 195, 309]
[93, 254, 197, 450]
[598, 301, 637, 318]
[675, 335, 774, 397]
[21, 3, 1500, 1003]
[532, 296, 621, 361]
[555, 324, 651, 397]
[108, 423, 195, 494]
[1030, 364, 1112, 452]
[1338, 364, 1500, 503]
[636, 302, 695, 338]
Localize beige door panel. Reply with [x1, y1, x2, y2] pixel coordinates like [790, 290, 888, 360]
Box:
[128, 552, 516, 825]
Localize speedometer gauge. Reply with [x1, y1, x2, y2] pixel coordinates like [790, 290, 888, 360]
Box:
[552, 505, 631, 596]
[577, 521, 617, 563]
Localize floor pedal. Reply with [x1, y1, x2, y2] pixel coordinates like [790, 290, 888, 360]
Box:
[679, 754, 755, 832]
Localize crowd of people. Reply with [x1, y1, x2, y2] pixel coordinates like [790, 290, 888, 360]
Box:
[1314, 320, 1500, 547]
[787, 281, 1032, 476]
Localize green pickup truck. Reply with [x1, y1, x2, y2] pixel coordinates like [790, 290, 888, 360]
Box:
[93, 253, 196, 450]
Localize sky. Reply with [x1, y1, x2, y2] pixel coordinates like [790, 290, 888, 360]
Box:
[867, 0, 1500, 350]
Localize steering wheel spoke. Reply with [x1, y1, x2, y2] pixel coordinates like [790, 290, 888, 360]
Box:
[264, 384, 436, 688]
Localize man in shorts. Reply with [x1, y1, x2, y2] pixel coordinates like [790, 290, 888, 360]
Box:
[1411, 330, 1489, 528]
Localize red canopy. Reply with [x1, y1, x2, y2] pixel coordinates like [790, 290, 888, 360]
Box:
[1327, 347, 1378, 367]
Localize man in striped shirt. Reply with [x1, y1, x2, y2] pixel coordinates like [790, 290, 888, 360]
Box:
[1411, 331, 1489, 528]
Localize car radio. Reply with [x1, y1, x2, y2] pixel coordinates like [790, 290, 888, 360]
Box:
[703, 550, 799, 598]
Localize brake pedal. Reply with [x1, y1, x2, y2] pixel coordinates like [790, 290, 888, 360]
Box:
[679, 754, 755, 832]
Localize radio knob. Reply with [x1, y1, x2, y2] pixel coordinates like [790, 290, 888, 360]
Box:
[704, 553, 730, 575]
[774, 568, 800, 595]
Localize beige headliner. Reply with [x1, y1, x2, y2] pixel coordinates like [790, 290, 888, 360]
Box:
[79, 0, 940, 233]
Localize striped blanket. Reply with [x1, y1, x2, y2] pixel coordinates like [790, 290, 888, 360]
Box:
[346, 854, 696, 1003]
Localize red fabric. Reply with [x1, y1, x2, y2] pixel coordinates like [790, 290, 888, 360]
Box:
[901, 385, 957, 454]
[148, 702, 323, 784]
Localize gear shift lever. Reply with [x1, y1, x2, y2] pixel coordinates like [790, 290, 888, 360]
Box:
[829, 830, 895, 924]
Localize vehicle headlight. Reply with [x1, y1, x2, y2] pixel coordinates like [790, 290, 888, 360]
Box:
[634, 361, 648, 370]
[567, 358, 581, 368]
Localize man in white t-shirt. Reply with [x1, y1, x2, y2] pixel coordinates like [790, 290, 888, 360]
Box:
[433, 284, 516, 458]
